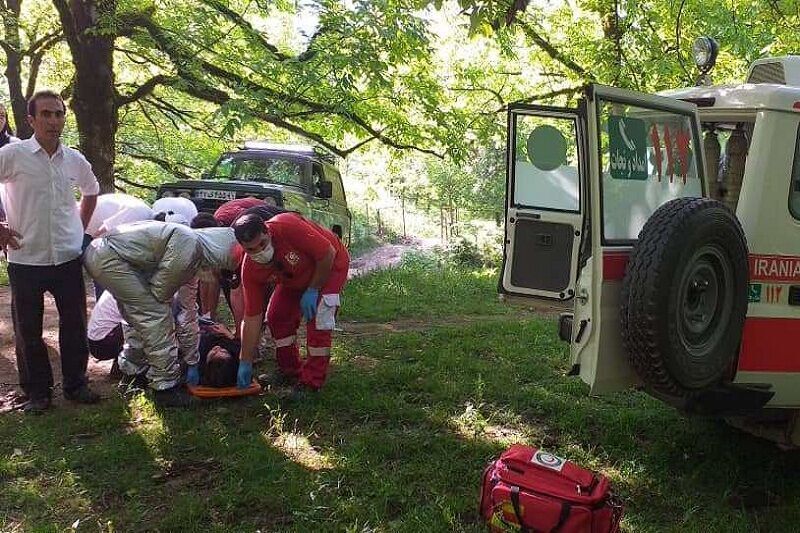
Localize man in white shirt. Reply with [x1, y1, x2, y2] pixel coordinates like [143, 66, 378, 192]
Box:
[88, 290, 125, 363]
[84, 193, 153, 299]
[0, 90, 101, 412]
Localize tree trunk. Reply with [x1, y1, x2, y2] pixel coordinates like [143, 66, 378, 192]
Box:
[2, 0, 33, 138]
[53, 0, 117, 193]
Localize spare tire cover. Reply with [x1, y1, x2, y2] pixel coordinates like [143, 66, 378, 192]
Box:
[620, 197, 749, 398]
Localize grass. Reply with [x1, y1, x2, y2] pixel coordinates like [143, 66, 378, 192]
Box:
[340, 256, 512, 322]
[3, 262, 800, 531]
[0, 258, 7, 286]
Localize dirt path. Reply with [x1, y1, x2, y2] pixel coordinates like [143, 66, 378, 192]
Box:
[0, 280, 117, 413]
[347, 237, 438, 278]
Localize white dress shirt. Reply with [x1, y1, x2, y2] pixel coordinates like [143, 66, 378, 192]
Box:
[0, 137, 99, 265]
[0, 135, 19, 221]
[88, 290, 125, 341]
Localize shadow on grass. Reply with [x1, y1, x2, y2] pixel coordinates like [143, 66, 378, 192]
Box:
[3, 318, 800, 532]
[328, 319, 800, 533]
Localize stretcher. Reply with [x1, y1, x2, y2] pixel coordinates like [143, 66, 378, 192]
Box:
[187, 380, 262, 399]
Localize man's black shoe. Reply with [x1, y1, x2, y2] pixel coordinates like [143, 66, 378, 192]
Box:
[109, 359, 123, 380]
[64, 385, 101, 404]
[152, 386, 194, 408]
[23, 397, 51, 413]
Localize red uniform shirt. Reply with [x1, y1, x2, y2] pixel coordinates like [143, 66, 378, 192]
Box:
[213, 197, 264, 226]
[241, 213, 349, 316]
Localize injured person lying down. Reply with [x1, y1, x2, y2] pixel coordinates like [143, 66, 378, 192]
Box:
[197, 317, 241, 388]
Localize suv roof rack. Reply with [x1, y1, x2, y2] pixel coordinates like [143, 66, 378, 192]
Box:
[240, 141, 339, 165]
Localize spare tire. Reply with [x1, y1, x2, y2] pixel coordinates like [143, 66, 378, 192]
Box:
[620, 197, 749, 398]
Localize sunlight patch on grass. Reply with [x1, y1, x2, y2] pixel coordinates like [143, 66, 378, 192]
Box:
[125, 396, 167, 449]
[482, 425, 528, 446]
[268, 432, 334, 471]
[261, 406, 335, 471]
[449, 402, 527, 446]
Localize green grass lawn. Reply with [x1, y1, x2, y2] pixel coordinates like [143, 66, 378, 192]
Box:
[0, 257, 7, 286]
[340, 257, 511, 322]
[2, 262, 800, 532]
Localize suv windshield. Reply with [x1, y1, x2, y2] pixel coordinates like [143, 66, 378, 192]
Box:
[208, 156, 304, 187]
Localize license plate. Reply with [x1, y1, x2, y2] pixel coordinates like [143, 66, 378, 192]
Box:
[196, 189, 236, 200]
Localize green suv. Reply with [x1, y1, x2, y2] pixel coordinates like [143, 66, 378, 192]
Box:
[156, 142, 352, 244]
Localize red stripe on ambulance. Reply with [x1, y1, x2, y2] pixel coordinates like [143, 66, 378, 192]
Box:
[738, 318, 800, 372]
[602, 252, 629, 281]
[603, 253, 800, 284]
[749, 254, 800, 283]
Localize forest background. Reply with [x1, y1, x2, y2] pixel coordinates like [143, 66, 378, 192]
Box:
[3, 0, 797, 256]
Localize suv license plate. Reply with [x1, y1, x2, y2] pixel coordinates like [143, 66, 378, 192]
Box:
[196, 190, 236, 200]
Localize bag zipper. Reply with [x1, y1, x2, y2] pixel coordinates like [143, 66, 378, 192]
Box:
[504, 465, 598, 502]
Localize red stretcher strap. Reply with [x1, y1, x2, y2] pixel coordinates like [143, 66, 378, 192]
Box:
[187, 380, 262, 398]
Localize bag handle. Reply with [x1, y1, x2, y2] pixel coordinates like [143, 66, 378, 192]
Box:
[510, 485, 573, 533]
[510, 486, 532, 533]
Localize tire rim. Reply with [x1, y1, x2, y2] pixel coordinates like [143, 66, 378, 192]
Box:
[676, 244, 734, 359]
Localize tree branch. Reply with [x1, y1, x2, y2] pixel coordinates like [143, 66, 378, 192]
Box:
[119, 149, 195, 182]
[198, 0, 294, 61]
[674, 0, 691, 83]
[518, 21, 589, 79]
[25, 30, 62, 57]
[114, 173, 159, 191]
[134, 14, 442, 159]
[449, 85, 505, 106]
[499, 86, 582, 113]
[117, 74, 176, 106]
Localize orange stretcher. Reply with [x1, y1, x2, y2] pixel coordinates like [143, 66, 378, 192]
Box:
[187, 380, 262, 399]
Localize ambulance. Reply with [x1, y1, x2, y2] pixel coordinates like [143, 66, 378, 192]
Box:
[500, 37, 800, 446]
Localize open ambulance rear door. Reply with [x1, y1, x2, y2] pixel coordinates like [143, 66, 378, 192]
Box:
[501, 85, 706, 394]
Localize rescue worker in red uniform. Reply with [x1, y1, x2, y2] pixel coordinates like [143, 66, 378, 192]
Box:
[232, 212, 349, 398]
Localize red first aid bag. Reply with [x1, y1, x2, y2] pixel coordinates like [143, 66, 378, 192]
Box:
[479, 445, 623, 533]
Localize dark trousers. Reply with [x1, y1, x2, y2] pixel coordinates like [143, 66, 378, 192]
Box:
[88, 324, 123, 361]
[8, 258, 89, 399]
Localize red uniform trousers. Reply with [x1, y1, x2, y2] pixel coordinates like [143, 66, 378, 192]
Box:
[267, 265, 348, 389]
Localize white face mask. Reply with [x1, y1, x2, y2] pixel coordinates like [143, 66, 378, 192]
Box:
[249, 243, 274, 264]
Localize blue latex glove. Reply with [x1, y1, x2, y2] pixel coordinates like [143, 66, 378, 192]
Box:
[300, 287, 320, 321]
[237, 361, 253, 389]
[186, 364, 200, 386]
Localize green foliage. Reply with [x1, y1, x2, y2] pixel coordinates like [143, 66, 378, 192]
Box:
[347, 208, 384, 258]
[441, 235, 500, 269]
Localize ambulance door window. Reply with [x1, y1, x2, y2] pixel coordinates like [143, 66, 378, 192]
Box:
[788, 123, 800, 219]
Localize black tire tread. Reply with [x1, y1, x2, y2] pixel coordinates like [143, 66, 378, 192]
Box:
[620, 197, 749, 399]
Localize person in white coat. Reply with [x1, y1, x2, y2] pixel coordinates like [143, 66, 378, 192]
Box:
[85, 193, 153, 239]
[84, 221, 242, 407]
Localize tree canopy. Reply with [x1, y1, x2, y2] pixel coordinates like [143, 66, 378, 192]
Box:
[2, 0, 800, 215]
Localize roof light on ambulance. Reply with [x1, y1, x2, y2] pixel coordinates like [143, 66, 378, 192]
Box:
[692, 36, 719, 86]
